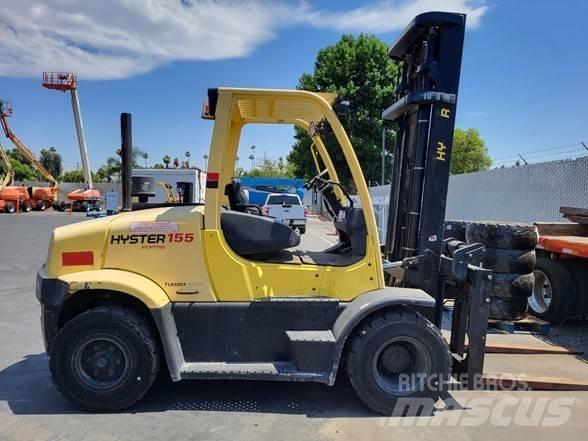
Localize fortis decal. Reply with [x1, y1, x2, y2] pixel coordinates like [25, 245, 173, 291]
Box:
[110, 233, 194, 245]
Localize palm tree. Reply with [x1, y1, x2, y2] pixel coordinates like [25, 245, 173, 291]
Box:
[143, 152, 149, 168]
[173, 157, 180, 168]
[162, 155, 171, 168]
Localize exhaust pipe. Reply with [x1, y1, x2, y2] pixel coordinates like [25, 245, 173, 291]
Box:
[120, 113, 132, 212]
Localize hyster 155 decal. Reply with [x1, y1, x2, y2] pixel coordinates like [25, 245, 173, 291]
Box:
[110, 233, 194, 246]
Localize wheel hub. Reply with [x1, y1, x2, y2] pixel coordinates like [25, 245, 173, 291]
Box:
[371, 336, 432, 396]
[380, 344, 411, 373]
[73, 336, 130, 390]
[530, 270, 552, 313]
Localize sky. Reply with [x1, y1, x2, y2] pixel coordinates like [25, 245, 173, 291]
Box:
[0, 0, 586, 172]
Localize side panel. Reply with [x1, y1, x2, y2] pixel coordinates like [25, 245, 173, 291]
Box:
[172, 300, 344, 362]
[202, 230, 380, 301]
[103, 206, 216, 302]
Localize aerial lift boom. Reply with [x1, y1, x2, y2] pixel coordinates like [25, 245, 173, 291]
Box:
[42, 73, 100, 211]
[0, 141, 13, 189]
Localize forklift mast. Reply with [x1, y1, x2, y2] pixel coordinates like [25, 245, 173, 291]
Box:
[382, 13, 492, 386]
[383, 12, 465, 296]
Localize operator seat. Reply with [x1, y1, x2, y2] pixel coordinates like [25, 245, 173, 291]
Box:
[224, 179, 260, 214]
[221, 179, 300, 256]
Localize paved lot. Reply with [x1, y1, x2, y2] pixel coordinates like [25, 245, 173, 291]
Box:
[0, 212, 587, 441]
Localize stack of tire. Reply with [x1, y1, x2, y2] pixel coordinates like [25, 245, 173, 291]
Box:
[444, 220, 538, 321]
[465, 222, 538, 321]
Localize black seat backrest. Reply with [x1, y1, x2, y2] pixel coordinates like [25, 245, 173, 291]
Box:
[221, 211, 300, 256]
[224, 179, 249, 212]
[334, 207, 367, 256]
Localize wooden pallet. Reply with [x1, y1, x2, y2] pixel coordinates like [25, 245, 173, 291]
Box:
[488, 316, 550, 335]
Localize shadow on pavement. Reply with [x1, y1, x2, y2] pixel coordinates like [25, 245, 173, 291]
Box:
[0, 353, 457, 419]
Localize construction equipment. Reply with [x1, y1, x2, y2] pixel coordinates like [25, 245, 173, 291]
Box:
[0, 99, 58, 210]
[0, 141, 28, 213]
[36, 12, 491, 414]
[42, 72, 101, 211]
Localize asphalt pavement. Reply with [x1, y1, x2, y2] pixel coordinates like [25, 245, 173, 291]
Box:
[0, 212, 586, 441]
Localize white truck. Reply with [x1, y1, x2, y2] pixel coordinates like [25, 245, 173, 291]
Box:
[262, 192, 307, 234]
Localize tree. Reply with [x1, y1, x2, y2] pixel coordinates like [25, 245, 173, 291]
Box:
[1, 148, 35, 181]
[162, 155, 171, 168]
[240, 157, 296, 178]
[450, 128, 492, 174]
[61, 169, 99, 183]
[40, 147, 63, 178]
[287, 34, 398, 187]
[184, 150, 191, 168]
[153, 163, 164, 169]
[142, 152, 149, 168]
[173, 157, 180, 168]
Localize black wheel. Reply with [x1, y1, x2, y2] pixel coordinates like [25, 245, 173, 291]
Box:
[529, 258, 577, 324]
[298, 226, 306, 234]
[80, 202, 90, 212]
[466, 222, 538, 250]
[345, 307, 449, 415]
[491, 273, 534, 298]
[22, 201, 32, 212]
[36, 200, 46, 211]
[480, 248, 536, 274]
[489, 297, 528, 321]
[49, 306, 161, 411]
[444, 220, 468, 242]
[58, 201, 67, 212]
[3, 202, 15, 213]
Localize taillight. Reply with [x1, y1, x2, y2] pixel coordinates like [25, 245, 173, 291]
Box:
[304, 207, 309, 217]
[262, 207, 269, 216]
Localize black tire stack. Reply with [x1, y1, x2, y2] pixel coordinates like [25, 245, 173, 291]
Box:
[465, 222, 538, 321]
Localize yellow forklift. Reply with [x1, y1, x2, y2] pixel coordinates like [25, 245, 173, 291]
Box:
[36, 12, 492, 414]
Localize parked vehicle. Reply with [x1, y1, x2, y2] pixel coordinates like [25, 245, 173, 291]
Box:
[262, 193, 306, 234]
[531, 207, 588, 324]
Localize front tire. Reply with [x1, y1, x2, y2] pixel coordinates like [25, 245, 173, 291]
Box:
[49, 306, 161, 411]
[345, 307, 450, 415]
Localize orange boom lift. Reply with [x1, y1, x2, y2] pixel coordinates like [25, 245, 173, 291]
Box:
[0, 140, 28, 213]
[0, 99, 58, 211]
[42, 72, 100, 212]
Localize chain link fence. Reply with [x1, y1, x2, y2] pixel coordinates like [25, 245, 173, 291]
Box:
[369, 156, 588, 243]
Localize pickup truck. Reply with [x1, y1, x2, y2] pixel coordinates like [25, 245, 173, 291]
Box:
[262, 193, 306, 233]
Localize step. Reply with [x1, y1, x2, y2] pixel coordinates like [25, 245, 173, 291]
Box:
[180, 361, 326, 382]
[286, 330, 335, 372]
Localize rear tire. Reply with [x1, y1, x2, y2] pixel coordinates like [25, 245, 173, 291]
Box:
[345, 307, 449, 415]
[80, 202, 90, 212]
[36, 200, 46, 211]
[22, 201, 31, 212]
[529, 258, 576, 324]
[4, 202, 15, 213]
[298, 226, 306, 234]
[49, 306, 161, 411]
